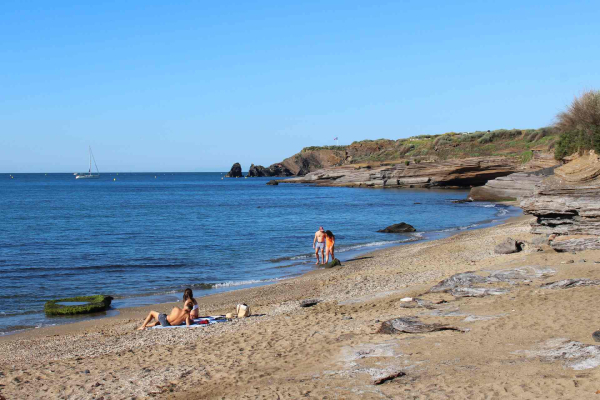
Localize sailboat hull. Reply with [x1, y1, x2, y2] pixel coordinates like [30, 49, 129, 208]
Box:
[75, 174, 100, 179]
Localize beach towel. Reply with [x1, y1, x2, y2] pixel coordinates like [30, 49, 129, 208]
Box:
[151, 315, 227, 329]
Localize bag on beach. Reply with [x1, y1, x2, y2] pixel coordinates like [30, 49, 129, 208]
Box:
[236, 303, 251, 318]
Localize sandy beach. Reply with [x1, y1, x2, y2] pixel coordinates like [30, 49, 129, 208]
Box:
[2, 214, 600, 399]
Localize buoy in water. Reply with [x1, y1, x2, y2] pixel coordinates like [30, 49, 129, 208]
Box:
[113, 178, 116, 181]
[155, 176, 157, 178]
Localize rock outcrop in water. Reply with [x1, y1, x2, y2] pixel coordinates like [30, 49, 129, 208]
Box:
[521, 152, 600, 251]
[378, 223, 416, 233]
[225, 163, 243, 178]
[247, 163, 295, 177]
[277, 157, 520, 188]
[469, 166, 558, 201]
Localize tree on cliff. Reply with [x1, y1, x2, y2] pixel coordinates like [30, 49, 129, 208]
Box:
[555, 90, 600, 159]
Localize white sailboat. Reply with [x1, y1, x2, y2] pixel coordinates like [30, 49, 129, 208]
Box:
[75, 146, 100, 179]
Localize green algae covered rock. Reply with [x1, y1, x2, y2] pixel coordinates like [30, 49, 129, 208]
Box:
[44, 295, 113, 316]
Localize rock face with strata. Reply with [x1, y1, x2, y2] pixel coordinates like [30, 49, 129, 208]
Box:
[225, 163, 243, 178]
[279, 157, 520, 188]
[469, 166, 557, 201]
[521, 152, 600, 251]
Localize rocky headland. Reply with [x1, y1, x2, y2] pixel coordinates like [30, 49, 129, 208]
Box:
[236, 127, 559, 179]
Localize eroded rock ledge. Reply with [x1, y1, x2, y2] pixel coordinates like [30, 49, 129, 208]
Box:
[521, 152, 600, 251]
[277, 157, 520, 188]
[468, 166, 558, 201]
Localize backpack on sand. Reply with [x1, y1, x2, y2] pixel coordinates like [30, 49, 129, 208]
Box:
[236, 303, 251, 318]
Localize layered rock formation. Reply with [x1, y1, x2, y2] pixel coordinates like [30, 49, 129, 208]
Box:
[279, 157, 520, 188]
[225, 163, 243, 178]
[468, 166, 558, 201]
[246, 163, 294, 177]
[520, 152, 600, 251]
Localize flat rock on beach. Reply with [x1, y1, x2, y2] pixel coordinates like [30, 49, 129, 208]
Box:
[3, 215, 600, 399]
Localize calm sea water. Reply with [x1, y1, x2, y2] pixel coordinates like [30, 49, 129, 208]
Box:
[0, 173, 520, 334]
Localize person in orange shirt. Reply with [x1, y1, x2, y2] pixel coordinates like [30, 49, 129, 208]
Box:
[324, 230, 335, 264]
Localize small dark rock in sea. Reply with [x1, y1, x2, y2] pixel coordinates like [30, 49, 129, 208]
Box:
[414, 202, 421, 205]
[225, 162, 243, 178]
[300, 299, 321, 308]
[266, 180, 279, 185]
[378, 222, 416, 233]
[452, 199, 473, 203]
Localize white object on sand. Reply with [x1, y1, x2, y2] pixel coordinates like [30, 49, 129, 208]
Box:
[400, 297, 413, 302]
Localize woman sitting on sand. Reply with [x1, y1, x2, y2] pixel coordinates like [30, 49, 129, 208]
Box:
[183, 288, 199, 319]
[325, 230, 335, 264]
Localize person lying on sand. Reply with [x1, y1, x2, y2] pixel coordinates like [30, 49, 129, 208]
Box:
[137, 304, 193, 330]
[313, 226, 326, 265]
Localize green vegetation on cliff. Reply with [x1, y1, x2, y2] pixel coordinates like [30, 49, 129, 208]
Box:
[554, 90, 600, 159]
[340, 127, 558, 164]
[279, 126, 560, 176]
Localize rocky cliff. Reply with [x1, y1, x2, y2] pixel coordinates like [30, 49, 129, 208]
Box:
[468, 166, 558, 201]
[279, 157, 521, 188]
[520, 152, 600, 251]
[245, 127, 558, 178]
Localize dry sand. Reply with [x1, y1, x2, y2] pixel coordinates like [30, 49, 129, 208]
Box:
[2, 215, 600, 399]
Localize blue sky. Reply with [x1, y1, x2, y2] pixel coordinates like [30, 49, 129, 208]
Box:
[1, 1, 599, 172]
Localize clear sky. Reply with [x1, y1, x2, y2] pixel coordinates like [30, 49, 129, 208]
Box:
[1, 1, 599, 172]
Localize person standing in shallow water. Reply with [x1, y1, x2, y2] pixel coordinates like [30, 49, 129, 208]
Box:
[324, 230, 335, 264]
[313, 226, 326, 264]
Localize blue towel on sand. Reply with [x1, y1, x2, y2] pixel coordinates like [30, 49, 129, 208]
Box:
[152, 316, 227, 329]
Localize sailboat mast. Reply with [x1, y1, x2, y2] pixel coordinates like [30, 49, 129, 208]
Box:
[89, 146, 92, 174]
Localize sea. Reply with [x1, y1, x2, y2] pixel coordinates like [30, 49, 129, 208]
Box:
[0, 172, 522, 335]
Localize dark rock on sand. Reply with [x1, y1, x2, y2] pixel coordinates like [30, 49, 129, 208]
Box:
[225, 163, 243, 178]
[541, 279, 600, 289]
[428, 271, 487, 293]
[450, 287, 509, 297]
[593, 331, 600, 342]
[266, 180, 279, 185]
[300, 299, 321, 308]
[376, 317, 465, 334]
[494, 237, 523, 254]
[378, 223, 416, 233]
[373, 371, 406, 385]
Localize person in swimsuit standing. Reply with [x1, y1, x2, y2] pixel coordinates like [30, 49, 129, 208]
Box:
[183, 288, 199, 319]
[324, 230, 335, 264]
[313, 226, 326, 265]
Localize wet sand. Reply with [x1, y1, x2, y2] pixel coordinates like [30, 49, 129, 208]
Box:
[2, 215, 600, 399]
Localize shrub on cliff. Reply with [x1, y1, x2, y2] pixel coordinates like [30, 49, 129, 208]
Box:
[554, 90, 600, 159]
